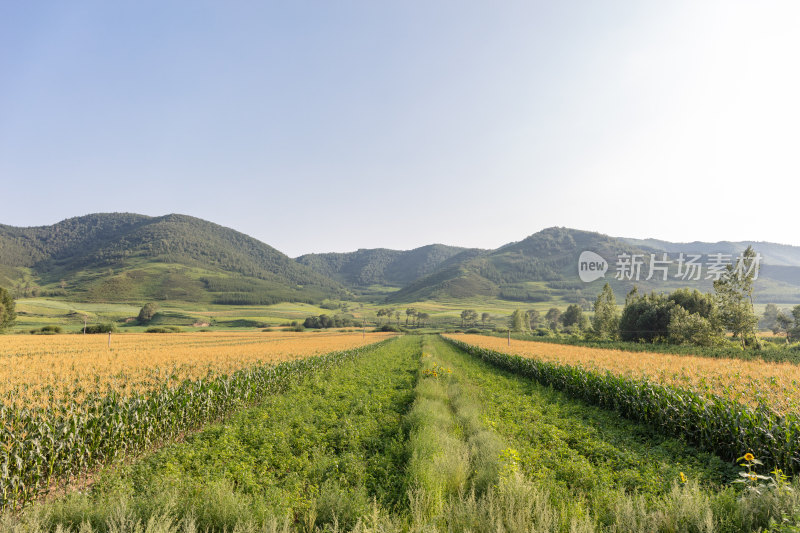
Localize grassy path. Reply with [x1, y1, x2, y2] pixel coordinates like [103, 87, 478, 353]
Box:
[425, 335, 785, 532]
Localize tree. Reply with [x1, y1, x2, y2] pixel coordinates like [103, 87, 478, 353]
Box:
[137, 302, 160, 324]
[714, 246, 759, 347]
[544, 308, 561, 331]
[0, 286, 17, 332]
[668, 306, 719, 347]
[418, 312, 430, 327]
[406, 308, 417, 326]
[592, 283, 618, 339]
[481, 312, 490, 328]
[760, 303, 780, 332]
[776, 311, 793, 341]
[395, 310, 401, 326]
[509, 310, 528, 332]
[460, 309, 478, 328]
[560, 304, 587, 330]
[527, 309, 541, 330]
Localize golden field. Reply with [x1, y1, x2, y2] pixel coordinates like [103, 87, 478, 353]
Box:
[446, 334, 800, 415]
[0, 331, 396, 404]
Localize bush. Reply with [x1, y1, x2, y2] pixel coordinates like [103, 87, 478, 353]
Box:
[30, 325, 63, 335]
[84, 323, 116, 334]
[146, 326, 182, 333]
[466, 328, 482, 334]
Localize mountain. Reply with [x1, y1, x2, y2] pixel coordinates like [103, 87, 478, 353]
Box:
[4, 215, 800, 307]
[366, 228, 800, 304]
[0, 213, 347, 304]
[387, 227, 644, 303]
[296, 244, 476, 289]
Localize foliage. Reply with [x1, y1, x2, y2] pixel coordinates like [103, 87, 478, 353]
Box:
[591, 282, 618, 339]
[84, 323, 116, 334]
[508, 309, 528, 332]
[714, 246, 760, 347]
[303, 314, 357, 329]
[0, 286, 16, 331]
[137, 302, 159, 324]
[668, 306, 721, 347]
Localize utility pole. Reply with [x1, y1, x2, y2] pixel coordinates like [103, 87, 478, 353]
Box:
[508, 329, 510, 346]
[83, 315, 87, 335]
[108, 331, 111, 349]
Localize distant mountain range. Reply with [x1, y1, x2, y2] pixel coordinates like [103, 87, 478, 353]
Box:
[2, 213, 800, 304]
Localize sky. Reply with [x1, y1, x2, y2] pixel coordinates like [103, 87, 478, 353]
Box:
[1, 1, 799, 257]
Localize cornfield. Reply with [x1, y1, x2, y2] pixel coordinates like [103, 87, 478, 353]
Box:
[1, 331, 395, 405]
[0, 332, 396, 512]
[443, 334, 800, 477]
[449, 334, 800, 415]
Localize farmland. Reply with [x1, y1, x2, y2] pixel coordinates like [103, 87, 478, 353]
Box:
[0, 332, 396, 513]
[1, 331, 396, 403]
[3, 334, 800, 532]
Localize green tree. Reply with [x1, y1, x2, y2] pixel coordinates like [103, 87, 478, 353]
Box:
[560, 304, 587, 330]
[544, 308, 562, 331]
[417, 312, 430, 327]
[481, 312, 490, 328]
[776, 311, 793, 341]
[0, 286, 17, 331]
[527, 309, 541, 329]
[760, 303, 780, 332]
[667, 306, 719, 347]
[713, 246, 760, 348]
[137, 302, 160, 324]
[592, 283, 618, 340]
[460, 309, 478, 328]
[405, 308, 417, 326]
[509, 309, 528, 332]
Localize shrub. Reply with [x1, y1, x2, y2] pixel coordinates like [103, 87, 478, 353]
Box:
[146, 326, 182, 333]
[84, 323, 116, 334]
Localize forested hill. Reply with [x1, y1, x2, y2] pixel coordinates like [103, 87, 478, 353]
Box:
[0, 213, 347, 304]
[296, 244, 477, 288]
[380, 227, 800, 304]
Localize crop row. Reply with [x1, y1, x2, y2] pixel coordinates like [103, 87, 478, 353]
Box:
[453, 333, 800, 415]
[0, 338, 393, 513]
[1, 332, 396, 404]
[442, 335, 800, 477]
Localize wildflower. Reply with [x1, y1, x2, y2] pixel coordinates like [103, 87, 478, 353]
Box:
[679, 472, 687, 484]
[744, 453, 755, 462]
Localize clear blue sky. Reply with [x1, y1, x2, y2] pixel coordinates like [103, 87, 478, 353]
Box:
[1, 1, 798, 256]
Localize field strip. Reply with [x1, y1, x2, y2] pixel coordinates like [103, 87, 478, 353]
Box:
[430, 336, 800, 532]
[0, 336, 396, 513]
[5, 336, 420, 531]
[445, 334, 800, 477]
[0, 331, 397, 402]
[447, 333, 800, 414]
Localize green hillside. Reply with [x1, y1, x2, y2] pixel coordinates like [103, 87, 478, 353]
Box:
[296, 244, 475, 288]
[0, 213, 347, 304]
[383, 227, 800, 304]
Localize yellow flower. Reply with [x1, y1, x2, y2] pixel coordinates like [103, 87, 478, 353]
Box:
[679, 472, 686, 484]
[744, 453, 755, 462]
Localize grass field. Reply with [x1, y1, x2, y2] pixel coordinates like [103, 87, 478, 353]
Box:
[4, 334, 800, 532]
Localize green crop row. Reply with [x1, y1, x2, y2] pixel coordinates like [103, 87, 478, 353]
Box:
[0, 339, 394, 513]
[442, 336, 800, 476]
